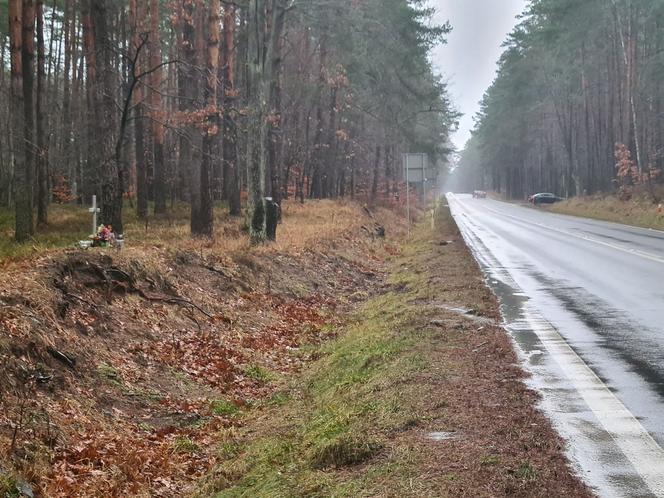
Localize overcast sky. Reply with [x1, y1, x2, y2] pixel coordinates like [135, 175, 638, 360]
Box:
[430, 0, 528, 151]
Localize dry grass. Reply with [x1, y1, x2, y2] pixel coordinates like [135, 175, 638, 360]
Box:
[0, 198, 407, 498]
[549, 188, 664, 230]
[0, 203, 91, 263]
[0, 199, 409, 267]
[266, 200, 404, 252]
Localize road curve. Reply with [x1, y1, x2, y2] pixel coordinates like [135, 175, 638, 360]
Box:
[447, 193, 664, 498]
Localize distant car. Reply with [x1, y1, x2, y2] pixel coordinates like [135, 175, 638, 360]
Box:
[473, 190, 487, 199]
[529, 192, 563, 205]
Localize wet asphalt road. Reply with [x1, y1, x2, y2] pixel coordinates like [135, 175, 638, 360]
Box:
[447, 194, 664, 498]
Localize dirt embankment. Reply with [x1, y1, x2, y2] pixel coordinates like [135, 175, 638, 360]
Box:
[0, 201, 406, 497]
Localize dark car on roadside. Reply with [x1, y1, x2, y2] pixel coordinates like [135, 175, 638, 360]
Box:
[528, 192, 564, 205]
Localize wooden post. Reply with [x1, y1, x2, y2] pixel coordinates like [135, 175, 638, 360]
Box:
[405, 154, 410, 237]
[265, 197, 279, 241]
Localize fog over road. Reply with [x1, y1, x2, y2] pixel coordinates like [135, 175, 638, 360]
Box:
[448, 194, 664, 498]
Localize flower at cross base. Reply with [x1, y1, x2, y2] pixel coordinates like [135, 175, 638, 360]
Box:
[91, 224, 116, 246]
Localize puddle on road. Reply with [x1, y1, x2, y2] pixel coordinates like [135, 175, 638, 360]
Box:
[484, 275, 551, 365]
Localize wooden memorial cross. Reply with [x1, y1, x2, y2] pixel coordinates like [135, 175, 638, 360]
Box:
[89, 195, 100, 236]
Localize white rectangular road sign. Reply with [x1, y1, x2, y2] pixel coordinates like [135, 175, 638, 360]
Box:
[403, 153, 429, 237]
[403, 153, 428, 183]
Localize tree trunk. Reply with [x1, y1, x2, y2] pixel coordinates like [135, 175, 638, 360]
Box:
[177, 0, 197, 208]
[371, 145, 381, 203]
[23, 0, 36, 229]
[268, 1, 285, 211]
[130, 0, 148, 218]
[350, 154, 355, 200]
[61, 0, 75, 196]
[188, 2, 206, 230]
[245, 0, 287, 243]
[150, 0, 167, 215]
[324, 85, 338, 197]
[73, 24, 84, 203]
[309, 37, 326, 199]
[90, 0, 123, 233]
[246, 0, 267, 244]
[384, 142, 392, 197]
[11, 0, 33, 241]
[191, 0, 220, 237]
[36, 0, 48, 225]
[81, 1, 99, 202]
[222, 4, 241, 216]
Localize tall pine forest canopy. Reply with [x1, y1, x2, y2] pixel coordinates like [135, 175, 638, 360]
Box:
[0, 0, 456, 244]
[455, 0, 664, 201]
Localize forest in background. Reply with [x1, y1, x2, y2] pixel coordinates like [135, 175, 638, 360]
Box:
[0, 0, 457, 244]
[452, 0, 664, 201]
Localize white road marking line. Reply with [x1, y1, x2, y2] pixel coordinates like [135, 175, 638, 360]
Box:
[448, 194, 664, 496]
[521, 308, 664, 496]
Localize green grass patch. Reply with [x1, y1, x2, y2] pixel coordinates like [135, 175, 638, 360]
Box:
[137, 422, 155, 433]
[211, 399, 242, 417]
[481, 455, 502, 466]
[266, 391, 292, 406]
[215, 428, 244, 462]
[309, 434, 383, 469]
[97, 363, 120, 380]
[171, 436, 200, 454]
[514, 460, 538, 481]
[195, 206, 452, 498]
[243, 365, 274, 383]
[0, 473, 20, 498]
